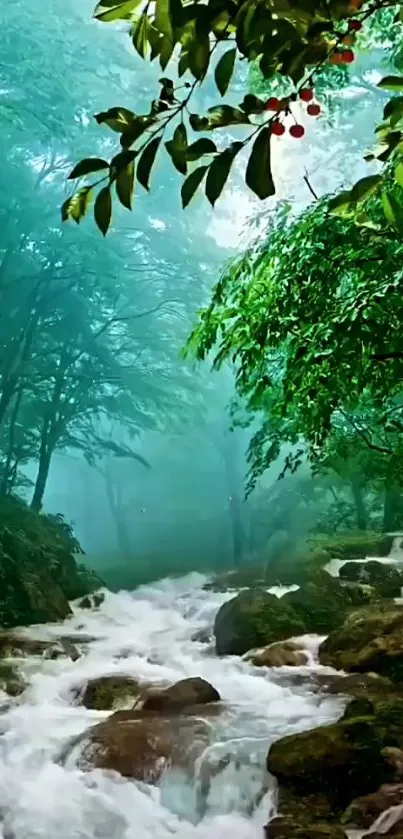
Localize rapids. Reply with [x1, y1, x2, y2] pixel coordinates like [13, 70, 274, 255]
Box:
[0, 573, 345, 839]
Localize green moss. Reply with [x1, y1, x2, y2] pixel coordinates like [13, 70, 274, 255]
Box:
[82, 675, 140, 710]
[0, 495, 99, 628]
[214, 588, 306, 655]
[319, 603, 403, 680]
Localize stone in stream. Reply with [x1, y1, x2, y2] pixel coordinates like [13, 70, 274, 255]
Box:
[77, 675, 142, 711]
[342, 784, 403, 829]
[339, 561, 403, 599]
[141, 677, 220, 712]
[77, 591, 105, 609]
[0, 661, 26, 697]
[75, 710, 212, 783]
[244, 640, 308, 668]
[282, 569, 372, 635]
[318, 602, 403, 681]
[214, 589, 306, 656]
[264, 817, 347, 839]
[267, 700, 402, 820]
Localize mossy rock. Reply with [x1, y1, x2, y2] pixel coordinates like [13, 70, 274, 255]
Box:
[214, 588, 306, 656]
[267, 715, 393, 815]
[265, 816, 347, 839]
[0, 661, 26, 696]
[319, 603, 403, 681]
[80, 675, 141, 711]
[340, 561, 403, 599]
[282, 570, 370, 635]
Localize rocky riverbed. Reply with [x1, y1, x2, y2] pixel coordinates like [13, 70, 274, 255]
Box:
[1, 557, 403, 839]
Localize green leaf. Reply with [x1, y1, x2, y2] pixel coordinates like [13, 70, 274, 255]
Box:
[328, 190, 353, 215]
[378, 76, 403, 92]
[137, 137, 162, 190]
[186, 138, 217, 161]
[382, 191, 403, 232]
[242, 94, 266, 115]
[116, 161, 135, 209]
[205, 142, 242, 207]
[159, 36, 174, 70]
[383, 95, 403, 124]
[132, 13, 149, 57]
[190, 105, 250, 132]
[395, 161, 403, 187]
[214, 48, 236, 96]
[111, 150, 137, 171]
[245, 128, 275, 200]
[94, 0, 142, 22]
[61, 187, 94, 224]
[120, 116, 154, 147]
[350, 175, 381, 203]
[94, 186, 112, 235]
[181, 165, 209, 208]
[95, 107, 136, 133]
[155, 0, 173, 39]
[188, 33, 211, 80]
[165, 123, 188, 174]
[67, 158, 109, 180]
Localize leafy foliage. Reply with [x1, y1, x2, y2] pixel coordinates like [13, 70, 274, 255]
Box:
[185, 190, 403, 494]
[64, 0, 403, 233]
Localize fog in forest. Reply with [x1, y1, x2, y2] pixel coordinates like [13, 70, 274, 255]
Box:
[1, 0, 398, 589]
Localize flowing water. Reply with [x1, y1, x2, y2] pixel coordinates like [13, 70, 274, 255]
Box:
[0, 573, 346, 839]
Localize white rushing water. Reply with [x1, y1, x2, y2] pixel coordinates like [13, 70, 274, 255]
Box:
[0, 573, 345, 839]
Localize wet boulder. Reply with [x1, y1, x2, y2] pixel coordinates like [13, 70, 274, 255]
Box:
[0, 661, 26, 696]
[78, 675, 142, 711]
[342, 784, 403, 829]
[282, 569, 371, 635]
[265, 817, 347, 839]
[0, 632, 55, 658]
[141, 677, 220, 712]
[244, 640, 308, 668]
[267, 714, 394, 817]
[318, 672, 394, 700]
[76, 710, 211, 783]
[318, 603, 403, 681]
[77, 591, 105, 609]
[340, 561, 403, 599]
[214, 589, 306, 656]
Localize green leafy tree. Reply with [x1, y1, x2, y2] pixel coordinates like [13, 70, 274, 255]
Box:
[64, 0, 403, 235]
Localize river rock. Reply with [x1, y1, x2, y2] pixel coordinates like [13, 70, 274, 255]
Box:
[282, 569, 371, 635]
[342, 784, 403, 828]
[318, 672, 394, 699]
[77, 591, 105, 609]
[141, 677, 220, 712]
[318, 603, 403, 680]
[76, 711, 211, 782]
[0, 632, 55, 658]
[244, 640, 308, 668]
[214, 589, 306, 656]
[267, 714, 394, 817]
[78, 675, 142, 711]
[0, 662, 26, 696]
[340, 561, 403, 599]
[265, 816, 347, 839]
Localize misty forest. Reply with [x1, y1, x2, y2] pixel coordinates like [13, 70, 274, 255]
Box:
[4, 0, 403, 837]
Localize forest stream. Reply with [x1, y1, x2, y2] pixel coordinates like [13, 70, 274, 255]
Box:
[0, 573, 348, 839]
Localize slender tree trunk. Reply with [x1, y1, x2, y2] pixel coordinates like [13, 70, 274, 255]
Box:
[219, 429, 245, 567]
[104, 463, 132, 555]
[31, 430, 53, 511]
[0, 387, 24, 494]
[383, 485, 402, 532]
[350, 478, 367, 531]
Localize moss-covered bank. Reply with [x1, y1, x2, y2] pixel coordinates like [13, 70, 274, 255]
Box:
[0, 496, 101, 628]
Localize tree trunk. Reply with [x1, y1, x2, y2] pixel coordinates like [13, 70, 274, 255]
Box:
[0, 387, 24, 494]
[30, 434, 53, 511]
[350, 478, 367, 531]
[383, 485, 403, 532]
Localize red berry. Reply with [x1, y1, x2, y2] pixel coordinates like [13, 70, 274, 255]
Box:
[307, 103, 321, 116]
[289, 124, 305, 139]
[265, 96, 281, 111]
[271, 120, 285, 136]
[342, 49, 355, 63]
[349, 18, 362, 30]
[300, 88, 314, 102]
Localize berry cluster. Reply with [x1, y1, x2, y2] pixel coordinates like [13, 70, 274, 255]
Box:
[264, 18, 362, 140]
